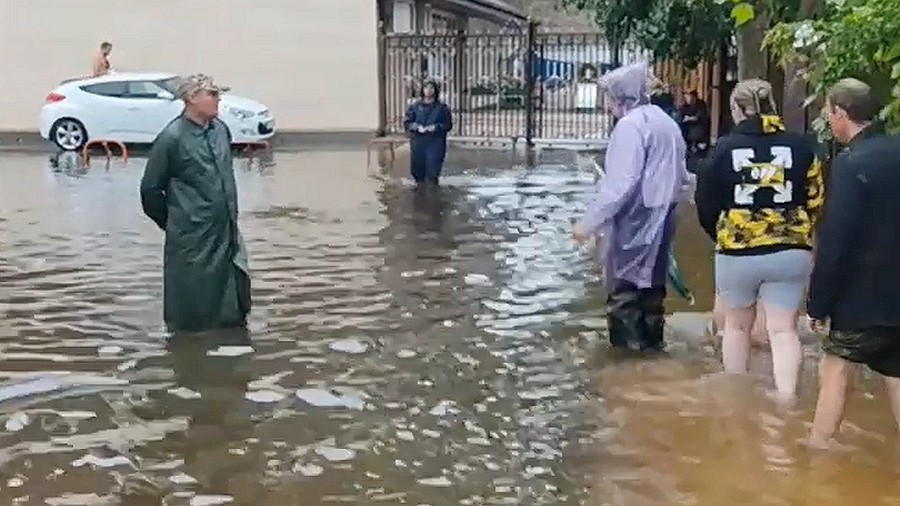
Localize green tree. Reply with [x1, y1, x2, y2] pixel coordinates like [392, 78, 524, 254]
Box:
[561, 0, 734, 66]
[565, 0, 829, 131]
[764, 0, 900, 135]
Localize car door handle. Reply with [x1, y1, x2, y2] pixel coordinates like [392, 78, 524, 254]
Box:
[127, 107, 140, 111]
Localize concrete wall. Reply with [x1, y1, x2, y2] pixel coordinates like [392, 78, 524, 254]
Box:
[0, 0, 380, 134]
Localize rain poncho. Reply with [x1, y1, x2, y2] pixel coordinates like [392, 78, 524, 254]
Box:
[582, 62, 689, 288]
[404, 82, 453, 183]
[140, 115, 252, 333]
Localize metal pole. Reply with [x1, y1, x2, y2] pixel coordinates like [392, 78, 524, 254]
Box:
[524, 19, 537, 151]
[377, 21, 388, 137]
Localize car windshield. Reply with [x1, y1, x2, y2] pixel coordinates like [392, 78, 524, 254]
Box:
[157, 76, 182, 94]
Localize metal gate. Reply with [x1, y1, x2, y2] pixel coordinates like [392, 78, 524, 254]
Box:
[379, 23, 656, 144]
[379, 23, 726, 145]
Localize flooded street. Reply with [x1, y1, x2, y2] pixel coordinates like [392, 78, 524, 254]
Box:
[1, 150, 899, 505]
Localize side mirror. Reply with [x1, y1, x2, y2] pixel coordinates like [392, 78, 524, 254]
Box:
[157, 90, 176, 100]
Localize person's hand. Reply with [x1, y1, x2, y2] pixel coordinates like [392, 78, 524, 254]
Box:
[572, 222, 590, 245]
[425, 125, 437, 132]
[417, 125, 427, 134]
[806, 315, 829, 334]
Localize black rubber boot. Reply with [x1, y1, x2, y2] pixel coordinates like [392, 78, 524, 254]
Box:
[606, 281, 645, 352]
[639, 286, 667, 352]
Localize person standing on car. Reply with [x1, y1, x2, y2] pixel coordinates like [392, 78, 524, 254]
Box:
[92, 41, 113, 77]
[140, 74, 252, 334]
[806, 78, 900, 447]
[573, 62, 688, 353]
[404, 79, 452, 187]
[695, 78, 824, 401]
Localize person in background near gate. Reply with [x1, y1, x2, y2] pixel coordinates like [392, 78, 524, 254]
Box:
[573, 62, 688, 354]
[679, 90, 710, 153]
[404, 79, 453, 187]
[695, 78, 824, 402]
[92, 41, 113, 77]
[649, 77, 678, 121]
[140, 73, 252, 334]
[806, 78, 900, 448]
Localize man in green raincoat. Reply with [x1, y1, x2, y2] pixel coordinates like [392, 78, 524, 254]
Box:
[140, 73, 251, 333]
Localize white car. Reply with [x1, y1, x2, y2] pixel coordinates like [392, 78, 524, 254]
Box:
[39, 72, 275, 151]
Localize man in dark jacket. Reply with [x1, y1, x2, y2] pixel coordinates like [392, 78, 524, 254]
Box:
[140, 74, 252, 333]
[807, 78, 900, 447]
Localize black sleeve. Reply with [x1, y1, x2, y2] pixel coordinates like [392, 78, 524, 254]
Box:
[807, 156, 863, 320]
[694, 146, 725, 242]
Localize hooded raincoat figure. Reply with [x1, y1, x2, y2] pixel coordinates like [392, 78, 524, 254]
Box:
[140, 74, 252, 334]
[404, 80, 453, 185]
[574, 62, 689, 352]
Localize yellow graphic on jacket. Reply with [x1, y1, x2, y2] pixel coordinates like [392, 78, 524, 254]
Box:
[716, 144, 824, 252]
[761, 114, 785, 134]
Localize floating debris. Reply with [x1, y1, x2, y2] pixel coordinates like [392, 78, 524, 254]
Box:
[71, 454, 135, 469]
[189, 496, 234, 506]
[168, 387, 202, 400]
[418, 476, 453, 487]
[397, 349, 417, 359]
[97, 345, 123, 355]
[315, 446, 356, 462]
[328, 339, 368, 354]
[45, 493, 113, 505]
[245, 390, 287, 403]
[169, 473, 198, 485]
[464, 273, 491, 285]
[207, 346, 254, 357]
[296, 388, 365, 410]
[4, 412, 29, 432]
[293, 463, 324, 477]
[429, 400, 459, 416]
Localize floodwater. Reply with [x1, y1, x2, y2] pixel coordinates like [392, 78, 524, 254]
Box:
[0, 149, 898, 505]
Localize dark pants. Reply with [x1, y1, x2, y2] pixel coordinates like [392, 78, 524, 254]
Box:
[410, 137, 447, 184]
[605, 211, 675, 351]
[823, 327, 900, 377]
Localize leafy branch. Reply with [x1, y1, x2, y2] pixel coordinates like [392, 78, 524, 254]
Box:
[763, 0, 900, 136]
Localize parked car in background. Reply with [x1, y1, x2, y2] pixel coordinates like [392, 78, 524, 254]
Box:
[39, 72, 275, 151]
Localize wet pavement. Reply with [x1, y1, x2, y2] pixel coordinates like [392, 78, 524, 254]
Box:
[0, 150, 899, 505]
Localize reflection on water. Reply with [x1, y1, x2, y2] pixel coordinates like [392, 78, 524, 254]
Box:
[0, 151, 898, 505]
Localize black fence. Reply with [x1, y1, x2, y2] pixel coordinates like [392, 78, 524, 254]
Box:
[379, 24, 652, 143]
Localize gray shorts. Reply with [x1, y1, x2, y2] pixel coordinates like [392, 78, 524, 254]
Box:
[715, 249, 813, 311]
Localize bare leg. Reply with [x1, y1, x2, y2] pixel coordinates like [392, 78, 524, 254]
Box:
[763, 304, 803, 401]
[809, 354, 856, 446]
[722, 305, 756, 374]
[711, 293, 726, 337]
[751, 305, 768, 348]
[883, 376, 900, 433]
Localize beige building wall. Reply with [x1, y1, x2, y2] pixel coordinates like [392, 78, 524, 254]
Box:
[0, 0, 380, 134]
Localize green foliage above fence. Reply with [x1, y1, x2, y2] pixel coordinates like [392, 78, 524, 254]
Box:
[764, 0, 900, 135]
[561, 0, 734, 66]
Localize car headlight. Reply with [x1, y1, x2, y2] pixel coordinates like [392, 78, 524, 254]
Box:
[225, 106, 255, 120]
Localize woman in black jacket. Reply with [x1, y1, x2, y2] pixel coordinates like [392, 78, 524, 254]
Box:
[695, 78, 824, 401]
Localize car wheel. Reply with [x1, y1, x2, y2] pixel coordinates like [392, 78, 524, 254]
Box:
[50, 118, 88, 151]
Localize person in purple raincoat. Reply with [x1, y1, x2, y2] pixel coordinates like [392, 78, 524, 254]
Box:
[573, 62, 689, 353]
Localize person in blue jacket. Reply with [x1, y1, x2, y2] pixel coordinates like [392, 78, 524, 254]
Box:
[404, 80, 453, 186]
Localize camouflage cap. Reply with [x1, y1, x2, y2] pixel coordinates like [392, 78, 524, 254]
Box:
[176, 73, 230, 98]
